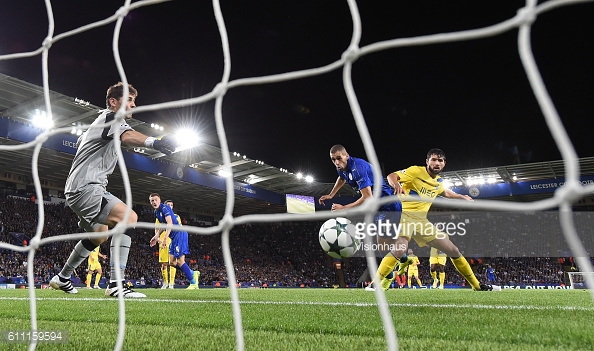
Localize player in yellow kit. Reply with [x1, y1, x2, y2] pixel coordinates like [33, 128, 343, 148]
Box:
[373, 148, 500, 292]
[405, 249, 423, 288]
[429, 247, 447, 289]
[155, 200, 180, 289]
[86, 246, 107, 289]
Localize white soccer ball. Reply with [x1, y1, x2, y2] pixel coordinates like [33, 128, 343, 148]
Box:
[318, 217, 359, 258]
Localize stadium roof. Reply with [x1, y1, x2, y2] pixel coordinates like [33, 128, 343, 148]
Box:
[0, 73, 356, 217]
[1, 73, 593, 217]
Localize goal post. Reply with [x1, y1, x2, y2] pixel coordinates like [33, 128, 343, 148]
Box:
[568, 272, 594, 290]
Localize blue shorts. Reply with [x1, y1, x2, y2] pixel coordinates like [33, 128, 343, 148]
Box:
[169, 231, 190, 258]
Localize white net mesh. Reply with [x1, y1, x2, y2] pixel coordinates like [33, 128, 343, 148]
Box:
[1, 0, 594, 350]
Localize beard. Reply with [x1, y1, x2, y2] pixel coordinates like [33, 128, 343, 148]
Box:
[427, 166, 442, 175]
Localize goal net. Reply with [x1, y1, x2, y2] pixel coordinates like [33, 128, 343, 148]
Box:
[1, 0, 594, 350]
[568, 272, 594, 290]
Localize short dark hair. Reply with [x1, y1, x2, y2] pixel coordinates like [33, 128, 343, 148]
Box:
[165, 200, 173, 204]
[330, 144, 347, 154]
[149, 193, 160, 199]
[427, 148, 446, 160]
[106, 82, 137, 108]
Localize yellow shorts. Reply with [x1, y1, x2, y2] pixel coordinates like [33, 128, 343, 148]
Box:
[158, 234, 172, 263]
[398, 212, 446, 247]
[88, 262, 101, 272]
[429, 257, 447, 265]
[407, 269, 419, 277]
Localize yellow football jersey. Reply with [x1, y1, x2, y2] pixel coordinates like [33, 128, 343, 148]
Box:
[407, 255, 420, 271]
[394, 166, 445, 212]
[89, 247, 100, 262]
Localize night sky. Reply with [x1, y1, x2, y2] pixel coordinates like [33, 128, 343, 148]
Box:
[1, 0, 593, 183]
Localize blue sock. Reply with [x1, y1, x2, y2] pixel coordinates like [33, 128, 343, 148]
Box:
[178, 263, 195, 284]
[400, 254, 408, 263]
[386, 271, 394, 279]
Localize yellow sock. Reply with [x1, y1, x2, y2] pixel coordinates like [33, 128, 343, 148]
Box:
[161, 267, 169, 285]
[169, 266, 177, 285]
[376, 253, 398, 280]
[450, 256, 480, 290]
[417, 278, 423, 287]
[86, 273, 92, 287]
[430, 271, 437, 285]
[94, 273, 101, 286]
[439, 272, 445, 287]
[407, 277, 412, 288]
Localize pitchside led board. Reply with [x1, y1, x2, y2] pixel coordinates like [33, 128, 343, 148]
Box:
[286, 194, 315, 214]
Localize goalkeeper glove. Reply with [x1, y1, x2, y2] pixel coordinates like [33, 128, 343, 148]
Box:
[145, 136, 177, 155]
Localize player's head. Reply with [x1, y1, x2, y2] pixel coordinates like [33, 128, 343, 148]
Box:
[106, 82, 137, 117]
[408, 248, 413, 255]
[426, 148, 446, 176]
[330, 144, 349, 171]
[148, 193, 161, 209]
[165, 200, 174, 209]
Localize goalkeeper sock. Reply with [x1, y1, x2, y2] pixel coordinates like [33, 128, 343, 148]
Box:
[94, 273, 101, 286]
[450, 256, 480, 290]
[60, 239, 95, 280]
[376, 252, 398, 280]
[109, 232, 132, 283]
[439, 272, 445, 287]
[86, 273, 92, 287]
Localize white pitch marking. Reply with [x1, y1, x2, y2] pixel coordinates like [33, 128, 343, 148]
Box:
[0, 296, 592, 311]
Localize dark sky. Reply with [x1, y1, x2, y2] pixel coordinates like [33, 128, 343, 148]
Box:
[1, 1, 593, 183]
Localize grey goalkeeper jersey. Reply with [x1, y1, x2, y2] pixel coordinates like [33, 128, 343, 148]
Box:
[64, 109, 134, 194]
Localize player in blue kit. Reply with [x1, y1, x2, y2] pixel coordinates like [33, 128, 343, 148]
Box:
[149, 193, 199, 289]
[486, 264, 496, 284]
[318, 144, 402, 291]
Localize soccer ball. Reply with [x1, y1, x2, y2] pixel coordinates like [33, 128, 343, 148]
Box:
[318, 217, 359, 258]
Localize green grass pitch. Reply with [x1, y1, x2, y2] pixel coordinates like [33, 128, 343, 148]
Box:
[0, 288, 593, 350]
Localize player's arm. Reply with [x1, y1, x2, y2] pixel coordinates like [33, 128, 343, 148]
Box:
[319, 177, 346, 205]
[121, 131, 177, 155]
[387, 172, 403, 195]
[149, 218, 162, 247]
[443, 188, 473, 201]
[98, 250, 107, 260]
[331, 185, 372, 211]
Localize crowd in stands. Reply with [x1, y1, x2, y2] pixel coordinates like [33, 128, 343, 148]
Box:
[1, 194, 592, 288]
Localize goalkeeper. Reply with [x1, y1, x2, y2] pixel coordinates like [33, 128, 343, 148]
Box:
[50, 82, 178, 298]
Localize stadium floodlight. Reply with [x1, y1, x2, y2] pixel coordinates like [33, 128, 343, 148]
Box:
[32, 109, 53, 130]
[296, 172, 303, 179]
[305, 175, 314, 183]
[174, 129, 200, 152]
[218, 169, 231, 178]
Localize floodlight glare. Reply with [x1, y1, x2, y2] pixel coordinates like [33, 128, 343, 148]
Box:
[305, 175, 314, 183]
[218, 169, 231, 178]
[174, 129, 200, 152]
[32, 109, 53, 130]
